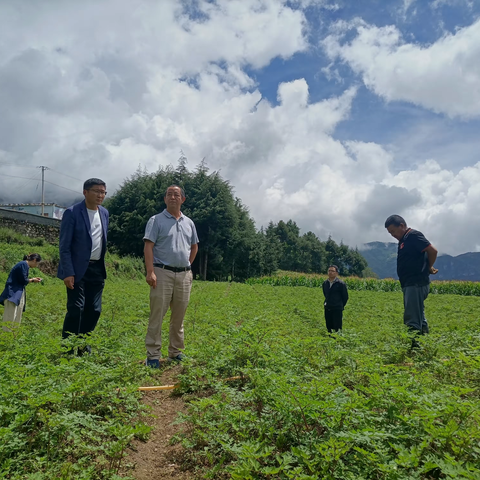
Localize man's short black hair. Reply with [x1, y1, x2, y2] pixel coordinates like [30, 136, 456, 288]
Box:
[165, 185, 186, 198]
[84, 178, 106, 191]
[385, 215, 406, 229]
[328, 265, 339, 273]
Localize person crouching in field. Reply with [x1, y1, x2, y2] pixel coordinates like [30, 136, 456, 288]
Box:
[385, 215, 438, 348]
[322, 265, 348, 333]
[0, 253, 42, 331]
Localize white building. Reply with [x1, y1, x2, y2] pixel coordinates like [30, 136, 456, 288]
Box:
[0, 203, 66, 219]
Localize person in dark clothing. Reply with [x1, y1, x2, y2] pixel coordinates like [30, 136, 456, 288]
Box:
[0, 253, 42, 331]
[322, 265, 348, 333]
[385, 215, 438, 347]
[58, 178, 109, 354]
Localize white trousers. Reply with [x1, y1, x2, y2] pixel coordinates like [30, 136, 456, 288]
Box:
[2, 291, 25, 331]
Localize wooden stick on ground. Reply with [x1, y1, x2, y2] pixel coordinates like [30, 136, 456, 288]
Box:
[138, 375, 246, 392]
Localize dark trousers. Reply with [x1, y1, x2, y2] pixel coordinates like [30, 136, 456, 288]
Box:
[402, 284, 430, 334]
[324, 308, 343, 333]
[62, 262, 105, 339]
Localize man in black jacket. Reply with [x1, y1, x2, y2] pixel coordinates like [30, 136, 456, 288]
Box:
[322, 265, 348, 333]
[385, 215, 438, 346]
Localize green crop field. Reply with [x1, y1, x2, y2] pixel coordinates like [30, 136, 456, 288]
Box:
[1, 269, 480, 479]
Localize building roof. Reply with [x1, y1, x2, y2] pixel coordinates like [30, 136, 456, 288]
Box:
[0, 203, 66, 208]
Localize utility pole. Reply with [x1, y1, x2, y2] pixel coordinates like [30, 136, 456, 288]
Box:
[37, 166, 49, 216]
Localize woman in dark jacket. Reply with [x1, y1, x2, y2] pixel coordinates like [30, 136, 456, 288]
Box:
[0, 253, 42, 330]
[322, 265, 348, 333]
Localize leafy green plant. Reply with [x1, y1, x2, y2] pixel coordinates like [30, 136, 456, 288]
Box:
[174, 284, 480, 479]
[2, 239, 480, 479]
[247, 272, 480, 296]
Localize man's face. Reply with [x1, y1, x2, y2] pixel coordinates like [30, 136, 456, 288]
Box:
[328, 267, 338, 280]
[164, 187, 185, 209]
[387, 223, 407, 241]
[84, 184, 107, 206]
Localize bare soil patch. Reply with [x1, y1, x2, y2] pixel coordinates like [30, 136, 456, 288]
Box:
[123, 363, 195, 480]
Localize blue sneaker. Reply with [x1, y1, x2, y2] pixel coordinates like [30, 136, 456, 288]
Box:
[167, 353, 186, 362]
[146, 358, 160, 368]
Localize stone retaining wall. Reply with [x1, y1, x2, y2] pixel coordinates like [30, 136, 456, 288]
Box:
[0, 208, 60, 244]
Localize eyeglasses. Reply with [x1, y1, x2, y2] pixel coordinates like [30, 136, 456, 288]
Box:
[89, 189, 107, 196]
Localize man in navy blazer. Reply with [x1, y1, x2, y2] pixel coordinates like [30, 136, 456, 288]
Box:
[58, 178, 109, 350]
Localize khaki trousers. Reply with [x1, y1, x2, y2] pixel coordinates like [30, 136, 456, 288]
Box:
[2, 291, 25, 331]
[145, 267, 193, 360]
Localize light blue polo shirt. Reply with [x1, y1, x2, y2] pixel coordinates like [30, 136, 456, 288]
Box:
[143, 209, 199, 267]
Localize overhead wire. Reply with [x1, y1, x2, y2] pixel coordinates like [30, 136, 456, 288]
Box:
[1, 164, 83, 183]
[1, 173, 81, 195]
[47, 168, 83, 182]
[0, 162, 37, 169]
[19, 172, 42, 190]
[43, 179, 81, 194]
[1, 173, 35, 180]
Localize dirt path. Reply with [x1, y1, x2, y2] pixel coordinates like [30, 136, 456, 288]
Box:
[123, 364, 195, 480]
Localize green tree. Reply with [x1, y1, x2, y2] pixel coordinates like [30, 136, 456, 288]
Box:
[105, 158, 260, 281]
[105, 157, 368, 281]
[274, 220, 300, 271]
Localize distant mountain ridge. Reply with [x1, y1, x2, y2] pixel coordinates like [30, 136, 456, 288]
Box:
[360, 242, 480, 281]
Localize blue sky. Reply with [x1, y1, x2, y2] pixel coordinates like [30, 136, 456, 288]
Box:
[253, 0, 480, 170]
[0, 0, 479, 254]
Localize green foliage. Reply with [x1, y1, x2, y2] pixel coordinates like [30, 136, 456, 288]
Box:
[0, 227, 48, 246]
[0, 278, 157, 479]
[0, 240, 59, 275]
[268, 223, 368, 277]
[0, 230, 145, 280]
[2, 237, 479, 478]
[104, 156, 369, 281]
[172, 283, 480, 479]
[247, 272, 480, 296]
[104, 161, 262, 282]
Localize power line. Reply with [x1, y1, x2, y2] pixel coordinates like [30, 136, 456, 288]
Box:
[43, 179, 81, 194]
[0, 163, 83, 181]
[0, 162, 37, 169]
[1, 173, 34, 180]
[1, 173, 80, 195]
[47, 167, 83, 181]
[19, 172, 42, 190]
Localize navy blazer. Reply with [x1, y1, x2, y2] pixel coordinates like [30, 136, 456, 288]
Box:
[57, 200, 109, 282]
[0, 261, 30, 307]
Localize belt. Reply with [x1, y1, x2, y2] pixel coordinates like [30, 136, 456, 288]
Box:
[154, 263, 191, 273]
[89, 259, 100, 263]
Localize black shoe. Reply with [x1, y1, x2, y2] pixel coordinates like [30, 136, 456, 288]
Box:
[146, 358, 160, 368]
[167, 353, 186, 362]
[77, 345, 92, 356]
[411, 338, 421, 349]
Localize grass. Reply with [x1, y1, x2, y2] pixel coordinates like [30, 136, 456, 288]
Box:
[247, 271, 480, 296]
[173, 285, 480, 479]
[0, 277, 153, 479]
[1, 234, 480, 479]
[2, 277, 479, 479]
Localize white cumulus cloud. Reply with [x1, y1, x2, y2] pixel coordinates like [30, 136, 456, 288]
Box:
[323, 18, 480, 118]
[1, 0, 480, 256]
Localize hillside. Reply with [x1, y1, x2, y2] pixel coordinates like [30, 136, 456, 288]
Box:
[360, 241, 480, 281]
[359, 242, 398, 279]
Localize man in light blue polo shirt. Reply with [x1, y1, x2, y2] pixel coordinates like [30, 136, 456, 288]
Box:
[143, 185, 199, 368]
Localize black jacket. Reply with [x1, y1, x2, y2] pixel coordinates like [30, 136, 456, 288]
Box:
[323, 279, 348, 310]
